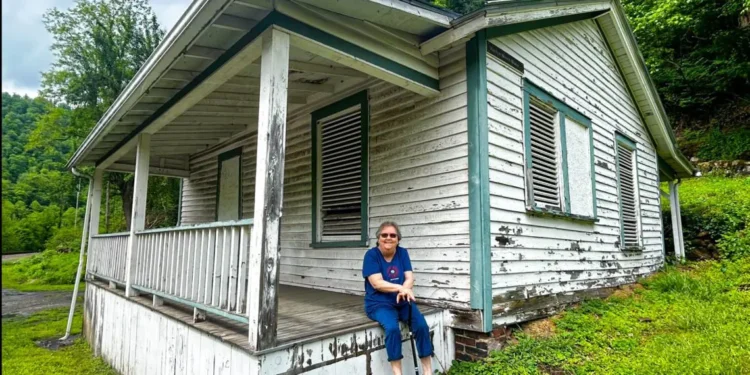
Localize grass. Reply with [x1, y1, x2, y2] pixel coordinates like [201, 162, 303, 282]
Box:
[448, 259, 750, 375]
[1, 305, 117, 375]
[2, 250, 84, 292]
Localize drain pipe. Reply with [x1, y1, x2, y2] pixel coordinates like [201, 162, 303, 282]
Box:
[62, 167, 94, 340]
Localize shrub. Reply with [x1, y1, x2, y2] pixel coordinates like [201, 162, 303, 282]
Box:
[717, 227, 750, 260]
[662, 177, 750, 260]
[2, 249, 82, 288]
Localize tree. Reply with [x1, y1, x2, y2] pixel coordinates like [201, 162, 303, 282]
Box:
[41, 0, 166, 229]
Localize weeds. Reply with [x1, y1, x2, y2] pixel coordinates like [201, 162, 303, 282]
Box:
[448, 259, 750, 375]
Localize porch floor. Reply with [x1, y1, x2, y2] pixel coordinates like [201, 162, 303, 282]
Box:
[89, 280, 438, 353]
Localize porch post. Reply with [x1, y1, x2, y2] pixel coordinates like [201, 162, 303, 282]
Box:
[248, 28, 289, 351]
[668, 180, 685, 260]
[89, 169, 104, 237]
[125, 134, 151, 297]
[85, 169, 104, 279]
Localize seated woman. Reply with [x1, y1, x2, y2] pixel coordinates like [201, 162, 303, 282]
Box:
[362, 221, 433, 375]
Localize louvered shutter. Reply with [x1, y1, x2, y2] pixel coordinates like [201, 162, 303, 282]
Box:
[529, 100, 560, 209]
[319, 108, 362, 237]
[617, 143, 639, 248]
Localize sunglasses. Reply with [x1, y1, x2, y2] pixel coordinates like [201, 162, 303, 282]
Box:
[379, 233, 398, 239]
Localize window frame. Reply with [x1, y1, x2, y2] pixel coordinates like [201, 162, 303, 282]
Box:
[522, 79, 597, 221]
[310, 90, 369, 248]
[614, 132, 642, 251]
[215, 147, 243, 221]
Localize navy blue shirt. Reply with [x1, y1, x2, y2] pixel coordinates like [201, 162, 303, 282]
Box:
[362, 246, 413, 314]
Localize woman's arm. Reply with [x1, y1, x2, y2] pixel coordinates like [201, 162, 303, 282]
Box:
[403, 271, 415, 290]
[367, 273, 407, 293]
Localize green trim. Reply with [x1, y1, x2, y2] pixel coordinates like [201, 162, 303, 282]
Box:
[215, 147, 243, 221]
[272, 13, 438, 92]
[486, 10, 609, 39]
[614, 132, 640, 249]
[657, 156, 677, 181]
[96, 11, 437, 167]
[131, 285, 249, 324]
[310, 90, 369, 247]
[466, 31, 493, 333]
[522, 79, 596, 220]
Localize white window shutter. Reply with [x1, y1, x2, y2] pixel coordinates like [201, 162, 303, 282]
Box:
[319, 108, 362, 237]
[617, 143, 638, 248]
[529, 100, 560, 209]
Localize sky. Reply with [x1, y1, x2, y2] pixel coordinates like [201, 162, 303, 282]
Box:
[1, 0, 191, 98]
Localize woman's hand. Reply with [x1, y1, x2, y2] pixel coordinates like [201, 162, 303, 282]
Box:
[396, 286, 416, 303]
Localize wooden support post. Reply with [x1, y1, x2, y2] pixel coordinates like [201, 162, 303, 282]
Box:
[193, 307, 207, 323]
[84, 169, 103, 280]
[125, 134, 151, 297]
[89, 169, 104, 237]
[153, 295, 164, 307]
[109, 281, 117, 289]
[248, 28, 289, 352]
[668, 181, 685, 260]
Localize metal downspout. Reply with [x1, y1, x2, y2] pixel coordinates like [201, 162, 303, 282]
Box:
[61, 168, 93, 340]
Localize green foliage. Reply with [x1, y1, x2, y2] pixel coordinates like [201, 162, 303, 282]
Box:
[661, 177, 750, 259]
[679, 127, 750, 161]
[1, 250, 83, 289]
[42, 0, 164, 111]
[1, 306, 117, 374]
[429, 0, 484, 14]
[621, 0, 750, 118]
[447, 259, 750, 375]
[717, 226, 750, 260]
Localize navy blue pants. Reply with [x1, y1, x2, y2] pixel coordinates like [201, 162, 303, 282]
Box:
[367, 303, 433, 362]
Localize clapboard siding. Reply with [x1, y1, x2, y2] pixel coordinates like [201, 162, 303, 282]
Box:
[486, 20, 663, 318]
[178, 45, 471, 307]
[180, 135, 257, 225]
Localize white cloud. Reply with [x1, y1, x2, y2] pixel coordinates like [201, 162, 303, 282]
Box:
[1, 80, 40, 98]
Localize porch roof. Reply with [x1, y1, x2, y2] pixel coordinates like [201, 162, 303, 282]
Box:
[66, 0, 457, 174]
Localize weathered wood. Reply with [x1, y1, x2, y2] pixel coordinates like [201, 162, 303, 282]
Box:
[89, 169, 104, 237]
[126, 134, 151, 297]
[248, 28, 290, 351]
[668, 181, 685, 260]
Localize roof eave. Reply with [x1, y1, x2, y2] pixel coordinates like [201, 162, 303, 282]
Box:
[66, 0, 246, 170]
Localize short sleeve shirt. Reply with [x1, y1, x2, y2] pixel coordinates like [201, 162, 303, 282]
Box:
[362, 246, 413, 313]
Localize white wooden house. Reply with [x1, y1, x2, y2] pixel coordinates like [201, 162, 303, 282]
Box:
[68, 0, 694, 373]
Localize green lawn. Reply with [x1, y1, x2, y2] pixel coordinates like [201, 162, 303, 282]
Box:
[1, 306, 117, 375]
[448, 259, 750, 375]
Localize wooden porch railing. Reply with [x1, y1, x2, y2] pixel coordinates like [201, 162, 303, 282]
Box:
[88, 232, 129, 283]
[86, 219, 253, 323]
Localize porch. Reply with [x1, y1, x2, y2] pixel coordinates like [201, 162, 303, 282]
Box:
[86, 221, 441, 350]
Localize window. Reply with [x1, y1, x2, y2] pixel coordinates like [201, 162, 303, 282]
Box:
[311, 91, 369, 247]
[615, 134, 640, 249]
[523, 79, 596, 219]
[216, 148, 242, 221]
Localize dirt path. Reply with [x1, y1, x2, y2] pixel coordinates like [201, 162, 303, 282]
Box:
[1, 289, 83, 318]
[2, 252, 38, 262]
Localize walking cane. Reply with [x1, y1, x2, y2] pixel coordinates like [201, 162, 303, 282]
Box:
[408, 302, 420, 375]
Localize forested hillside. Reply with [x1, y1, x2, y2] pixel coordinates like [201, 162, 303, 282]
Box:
[2, 93, 83, 254]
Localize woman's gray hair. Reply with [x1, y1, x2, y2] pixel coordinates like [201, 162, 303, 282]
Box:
[376, 221, 402, 241]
